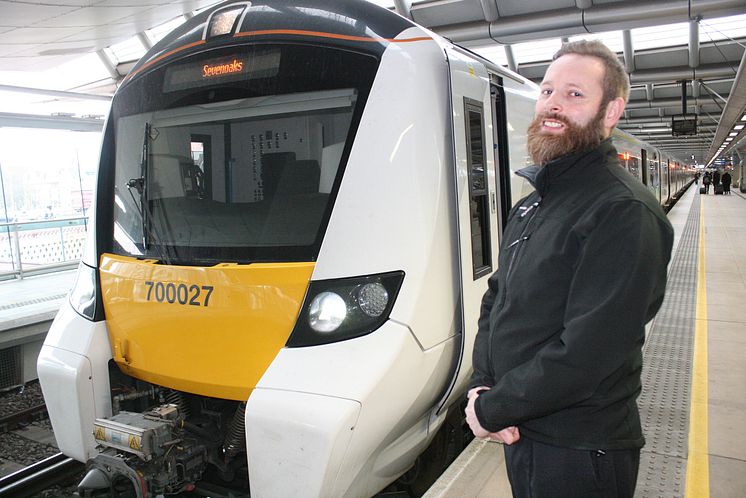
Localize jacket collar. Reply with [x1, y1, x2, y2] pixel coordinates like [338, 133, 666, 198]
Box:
[516, 138, 616, 197]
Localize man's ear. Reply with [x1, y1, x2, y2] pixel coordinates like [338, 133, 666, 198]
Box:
[603, 97, 626, 130]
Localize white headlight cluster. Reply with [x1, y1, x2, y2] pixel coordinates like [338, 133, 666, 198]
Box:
[288, 271, 404, 347]
[307, 283, 391, 333]
[308, 292, 348, 333]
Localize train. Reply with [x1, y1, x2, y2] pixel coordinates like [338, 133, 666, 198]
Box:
[36, 1, 693, 497]
[613, 130, 692, 207]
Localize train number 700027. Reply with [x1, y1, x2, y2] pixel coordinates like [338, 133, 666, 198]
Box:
[144, 281, 214, 307]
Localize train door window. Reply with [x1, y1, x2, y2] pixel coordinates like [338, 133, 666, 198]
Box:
[650, 156, 660, 202]
[464, 98, 492, 279]
[189, 135, 211, 199]
[629, 156, 640, 181]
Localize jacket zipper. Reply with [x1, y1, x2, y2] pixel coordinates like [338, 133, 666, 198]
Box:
[487, 199, 541, 371]
[506, 200, 541, 281]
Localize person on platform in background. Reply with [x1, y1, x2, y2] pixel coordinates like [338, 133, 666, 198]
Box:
[722, 170, 732, 194]
[713, 169, 721, 189]
[465, 40, 674, 498]
[702, 171, 712, 193]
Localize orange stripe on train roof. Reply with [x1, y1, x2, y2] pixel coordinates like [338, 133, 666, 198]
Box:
[233, 29, 432, 43]
[123, 40, 206, 83]
[123, 30, 430, 83]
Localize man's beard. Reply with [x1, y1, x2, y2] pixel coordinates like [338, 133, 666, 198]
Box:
[527, 109, 605, 166]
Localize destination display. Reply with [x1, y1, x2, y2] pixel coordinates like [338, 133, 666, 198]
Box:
[163, 49, 281, 92]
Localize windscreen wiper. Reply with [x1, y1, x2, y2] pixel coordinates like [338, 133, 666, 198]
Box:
[126, 123, 151, 250]
[126, 123, 177, 264]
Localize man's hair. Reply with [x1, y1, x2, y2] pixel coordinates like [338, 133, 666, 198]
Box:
[553, 40, 630, 106]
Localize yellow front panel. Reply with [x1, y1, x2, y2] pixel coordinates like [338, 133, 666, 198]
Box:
[100, 254, 314, 401]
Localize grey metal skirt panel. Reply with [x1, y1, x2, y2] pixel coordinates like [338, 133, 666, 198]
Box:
[636, 194, 700, 497]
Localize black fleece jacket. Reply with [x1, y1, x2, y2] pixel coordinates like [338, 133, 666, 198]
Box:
[469, 138, 674, 450]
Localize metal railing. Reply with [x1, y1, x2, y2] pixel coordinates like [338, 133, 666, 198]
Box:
[0, 216, 88, 282]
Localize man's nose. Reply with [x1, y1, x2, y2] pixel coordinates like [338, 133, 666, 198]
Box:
[544, 93, 562, 113]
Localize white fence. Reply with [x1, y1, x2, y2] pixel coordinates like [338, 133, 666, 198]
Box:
[0, 217, 87, 280]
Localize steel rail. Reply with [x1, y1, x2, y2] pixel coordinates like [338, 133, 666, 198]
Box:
[0, 453, 84, 497]
[0, 403, 47, 433]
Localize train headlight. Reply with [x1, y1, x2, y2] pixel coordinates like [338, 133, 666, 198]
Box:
[287, 271, 404, 347]
[308, 292, 347, 333]
[69, 262, 101, 321]
[357, 283, 388, 317]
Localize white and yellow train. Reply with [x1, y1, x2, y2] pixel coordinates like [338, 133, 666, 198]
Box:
[37, 1, 692, 497]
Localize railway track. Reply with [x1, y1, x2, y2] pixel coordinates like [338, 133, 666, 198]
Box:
[0, 381, 82, 496]
[0, 452, 84, 498]
[0, 403, 47, 434]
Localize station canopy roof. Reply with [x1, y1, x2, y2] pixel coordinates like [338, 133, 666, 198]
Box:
[1, 0, 745, 167]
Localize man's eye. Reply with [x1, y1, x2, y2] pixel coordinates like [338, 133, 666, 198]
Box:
[541, 89, 552, 95]
[571, 91, 583, 97]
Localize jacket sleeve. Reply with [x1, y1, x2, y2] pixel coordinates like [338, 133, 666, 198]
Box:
[475, 200, 673, 431]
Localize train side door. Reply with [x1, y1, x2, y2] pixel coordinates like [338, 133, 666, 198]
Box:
[432, 48, 500, 420]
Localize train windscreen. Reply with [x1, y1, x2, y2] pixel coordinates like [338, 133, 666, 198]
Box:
[107, 45, 377, 264]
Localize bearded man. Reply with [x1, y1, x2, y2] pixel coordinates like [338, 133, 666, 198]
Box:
[465, 40, 674, 498]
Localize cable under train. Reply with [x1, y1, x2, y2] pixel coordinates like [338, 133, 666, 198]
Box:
[37, 1, 693, 497]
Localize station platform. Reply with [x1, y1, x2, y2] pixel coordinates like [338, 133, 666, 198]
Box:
[0, 269, 76, 384]
[1, 183, 744, 497]
[425, 183, 746, 498]
[0, 269, 76, 331]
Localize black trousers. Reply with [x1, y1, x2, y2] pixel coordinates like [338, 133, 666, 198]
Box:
[503, 436, 640, 498]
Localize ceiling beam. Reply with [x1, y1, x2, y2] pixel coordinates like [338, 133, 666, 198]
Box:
[621, 116, 695, 125]
[618, 125, 718, 133]
[393, 0, 413, 20]
[137, 32, 152, 51]
[479, 0, 499, 22]
[505, 45, 518, 72]
[645, 83, 654, 101]
[623, 30, 635, 73]
[625, 96, 728, 109]
[435, 0, 746, 44]
[96, 49, 120, 82]
[629, 63, 735, 84]
[689, 19, 700, 68]
[0, 84, 111, 101]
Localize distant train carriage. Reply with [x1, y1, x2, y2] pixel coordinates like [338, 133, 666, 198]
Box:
[613, 129, 693, 209]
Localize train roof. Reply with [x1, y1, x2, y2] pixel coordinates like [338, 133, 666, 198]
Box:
[124, 0, 420, 86]
[122, 0, 536, 93]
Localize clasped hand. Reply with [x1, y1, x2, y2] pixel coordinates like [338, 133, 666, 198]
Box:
[465, 386, 520, 445]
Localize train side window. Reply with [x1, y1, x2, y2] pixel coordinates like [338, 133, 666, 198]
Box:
[464, 98, 492, 280]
